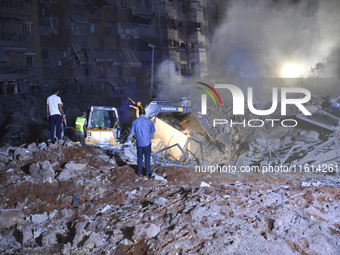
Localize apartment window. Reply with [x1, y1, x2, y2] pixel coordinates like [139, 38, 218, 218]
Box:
[90, 23, 96, 34]
[50, 17, 59, 34]
[117, 0, 127, 8]
[193, 22, 201, 29]
[69, 0, 83, 4]
[41, 49, 48, 59]
[0, 0, 24, 9]
[26, 55, 34, 67]
[105, 25, 117, 36]
[25, 24, 32, 35]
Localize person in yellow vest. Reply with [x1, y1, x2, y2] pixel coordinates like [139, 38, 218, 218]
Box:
[74, 111, 87, 145]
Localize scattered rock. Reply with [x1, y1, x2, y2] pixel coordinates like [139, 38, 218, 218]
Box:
[200, 181, 211, 187]
[0, 209, 22, 229]
[29, 160, 55, 182]
[154, 197, 167, 205]
[0, 143, 339, 254]
[133, 223, 160, 240]
[31, 212, 48, 224]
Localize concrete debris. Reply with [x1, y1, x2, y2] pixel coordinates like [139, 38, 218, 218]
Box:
[153, 174, 167, 182]
[200, 181, 211, 187]
[14, 147, 33, 163]
[0, 209, 22, 229]
[64, 161, 87, 171]
[134, 223, 161, 240]
[0, 107, 339, 254]
[195, 95, 340, 169]
[29, 160, 55, 183]
[154, 197, 168, 205]
[31, 212, 48, 224]
[300, 178, 340, 187]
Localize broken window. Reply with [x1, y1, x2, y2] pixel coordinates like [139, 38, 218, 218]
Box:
[69, 0, 83, 5]
[0, 0, 24, 9]
[90, 23, 97, 34]
[50, 17, 59, 34]
[26, 55, 34, 67]
[72, 46, 86, 65]
[39, 16, 59, 35]
[193, 22, 201, 29]
[70, 15, 90, 35]
[168, 18, 177, 30]
[105, 25, 117, 36]
[160, 16, 167, 29]
[41, 49, 49, 65]
[41, 49, 48, 59]
[118, 0, 127, 8]
[120, 49, 140, 66]
[25, 23, 32, 35]
[133, 15, 152, 25]
[0, 18, 25, 41]
[0, 81, 19, 95]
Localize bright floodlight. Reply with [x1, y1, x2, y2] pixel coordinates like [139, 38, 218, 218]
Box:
[280, 63, 303, 78]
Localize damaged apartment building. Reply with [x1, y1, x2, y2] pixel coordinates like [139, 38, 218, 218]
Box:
[0, 0, 212, 102]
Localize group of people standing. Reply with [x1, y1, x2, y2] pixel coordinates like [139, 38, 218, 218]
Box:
[47, 90, 155, 177]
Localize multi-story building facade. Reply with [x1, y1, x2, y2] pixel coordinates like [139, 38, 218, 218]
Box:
[0, 0, 42, 95]
[1, 0, 210, 100]
[158, 0, 208, 77]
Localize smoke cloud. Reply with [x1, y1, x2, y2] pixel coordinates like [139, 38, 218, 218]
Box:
[155, 60, 190, 99]
[209, 0, 340, 80]
[153, 0, 340, 101]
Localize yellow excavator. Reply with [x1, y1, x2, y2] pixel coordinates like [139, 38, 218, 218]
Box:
[85, 100, 191, 147]
[85, 106, 122, 146]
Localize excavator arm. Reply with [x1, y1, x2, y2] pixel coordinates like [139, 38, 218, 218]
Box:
[145, 99, 191, 118]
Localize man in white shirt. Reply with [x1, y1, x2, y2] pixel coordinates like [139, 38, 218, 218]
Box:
[46, 88, 63, 142]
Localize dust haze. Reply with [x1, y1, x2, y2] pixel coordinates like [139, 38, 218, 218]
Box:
[209, 0, 340, 80]
[154, 0, 340, 100]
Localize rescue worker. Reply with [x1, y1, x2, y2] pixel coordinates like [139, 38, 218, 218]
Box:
[46, 87, 63, 142]
[74, 111, 87, 145]
[128, 96, 143, 119]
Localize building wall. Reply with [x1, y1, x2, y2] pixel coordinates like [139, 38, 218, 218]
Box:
[0, 0, 211, 97]
[0, 0, 42, 95]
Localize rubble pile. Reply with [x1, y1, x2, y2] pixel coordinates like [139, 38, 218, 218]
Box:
[0, 141, 339, 254]
[202, 95, 340, 169]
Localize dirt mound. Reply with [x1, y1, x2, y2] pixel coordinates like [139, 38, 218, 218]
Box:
[0, 141, 339, 254]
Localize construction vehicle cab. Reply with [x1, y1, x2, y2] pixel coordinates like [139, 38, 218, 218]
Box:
[86, 106, 122, 146]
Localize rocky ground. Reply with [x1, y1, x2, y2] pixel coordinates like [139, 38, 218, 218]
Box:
[0, 141, 339, 254]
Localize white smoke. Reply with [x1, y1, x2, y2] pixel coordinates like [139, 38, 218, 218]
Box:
[155, 60, 190, 99]
[209, 0, 340, 80]
[153, 0, 340, 101]
[156, 60, 182, 86]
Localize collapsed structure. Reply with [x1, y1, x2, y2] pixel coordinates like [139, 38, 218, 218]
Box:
[143, 93, 340, 173]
